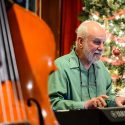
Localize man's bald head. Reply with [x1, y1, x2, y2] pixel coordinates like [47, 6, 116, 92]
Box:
[76, 21, 106, 39]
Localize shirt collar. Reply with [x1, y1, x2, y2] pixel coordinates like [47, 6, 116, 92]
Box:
[69, 49, 79, 69]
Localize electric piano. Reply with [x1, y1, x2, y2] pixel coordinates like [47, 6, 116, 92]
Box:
[55, 107, 125, 125]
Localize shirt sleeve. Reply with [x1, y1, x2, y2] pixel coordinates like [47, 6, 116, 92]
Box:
[48, 61, 84, 110]
[105, 68, 116, 107]
[105, 83, 116, 107]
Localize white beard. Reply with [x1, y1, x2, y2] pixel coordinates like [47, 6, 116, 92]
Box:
[83, 43, 102, 64]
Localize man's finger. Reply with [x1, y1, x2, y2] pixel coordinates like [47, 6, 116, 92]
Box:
[100, 95, 109, 99]
[97, 97, 107, 107]
[96, 99, 104, 107]
[116, 101, 124, 107]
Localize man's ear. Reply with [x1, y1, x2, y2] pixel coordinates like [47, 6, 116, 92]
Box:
[77, 37, 84, 49]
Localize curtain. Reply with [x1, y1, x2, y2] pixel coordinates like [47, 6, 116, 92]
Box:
[60, 0, 82, 55]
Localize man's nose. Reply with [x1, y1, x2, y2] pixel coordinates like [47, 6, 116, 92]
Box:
[97, 43, 104, 51]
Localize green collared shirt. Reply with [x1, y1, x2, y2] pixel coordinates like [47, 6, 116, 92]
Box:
[48, 49, 116, 110]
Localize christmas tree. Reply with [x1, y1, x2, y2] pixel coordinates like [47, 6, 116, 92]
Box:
[79, 0, 125, 94]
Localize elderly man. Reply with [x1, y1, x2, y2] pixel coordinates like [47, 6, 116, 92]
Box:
[48, 21, 125, 110]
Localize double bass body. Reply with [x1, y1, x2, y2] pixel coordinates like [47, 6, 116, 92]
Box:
[0, 1, 58, 125]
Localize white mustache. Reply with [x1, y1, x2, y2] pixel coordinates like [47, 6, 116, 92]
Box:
[94, 51, 103, 55]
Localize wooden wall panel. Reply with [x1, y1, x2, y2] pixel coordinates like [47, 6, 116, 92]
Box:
[42, 0, 61, 57]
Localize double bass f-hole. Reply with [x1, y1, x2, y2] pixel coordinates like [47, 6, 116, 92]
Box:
[27, 98, 44, 125]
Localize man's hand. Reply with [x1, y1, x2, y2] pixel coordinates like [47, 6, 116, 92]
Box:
[115, 96, 125, 107]
[84, 95, 109, 109]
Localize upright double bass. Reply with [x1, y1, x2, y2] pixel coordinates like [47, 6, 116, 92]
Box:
[0, 0, 58, 124]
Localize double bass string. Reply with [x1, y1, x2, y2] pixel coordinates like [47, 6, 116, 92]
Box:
[0, 6, 13, 122]
[0, 1, 18, 121]
[0, 0, 27, 122]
